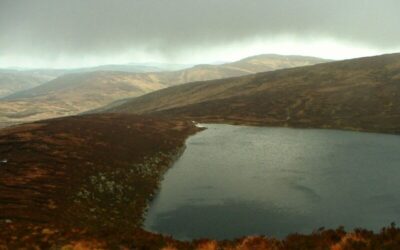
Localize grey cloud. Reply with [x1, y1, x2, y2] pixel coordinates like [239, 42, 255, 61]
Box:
[0, 0, 399, 62]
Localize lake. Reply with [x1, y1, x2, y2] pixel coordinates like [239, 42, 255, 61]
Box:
[144, 124, 400, 240]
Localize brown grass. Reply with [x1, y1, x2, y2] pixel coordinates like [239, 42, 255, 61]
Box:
[1, 113, 400, 249]
[110, 53, 400, 134]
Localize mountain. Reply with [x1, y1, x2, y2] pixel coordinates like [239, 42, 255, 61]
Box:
[3, 114, 398, 248]
[145, 54, 329, 85]
[0, 62, 190, 98]
[0, 71, 55, 98]
[2, 54, 400, 248]
[92, 55, 330, 112]
[106, 53, 400, 134]
[0, 71, 166, 127]
[0, 54, 328, 127]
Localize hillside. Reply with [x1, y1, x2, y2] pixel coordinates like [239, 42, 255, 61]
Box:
[107, 53, 400, 134]
[0, 55, 328, 127]
[0, 71, 166, 127]
[1, 114, 400, 249]
[0, 71, 54, 98]
[146, 54, 329, 85]
[0, 114, 200, 248]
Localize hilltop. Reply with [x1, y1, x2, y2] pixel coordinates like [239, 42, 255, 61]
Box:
[107, 53, 400, 134]
[0, 55, 328, 127]
[0, 70, 55, 98]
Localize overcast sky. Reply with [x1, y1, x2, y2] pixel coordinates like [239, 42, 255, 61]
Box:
[1, 0, 400, 68]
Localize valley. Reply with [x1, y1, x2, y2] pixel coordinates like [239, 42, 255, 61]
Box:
[108, 53, 400, 134]
[1, 53, 400, 249]
[0, 55, 328, 128]
[1, 115, 400, 249]
[2, 53, 400, 249]
[2, 1, 400, 249]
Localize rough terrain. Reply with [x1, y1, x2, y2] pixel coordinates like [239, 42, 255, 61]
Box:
[108, 53, 400, 134]
[0, 55, 328, 127]
[1, 114, 400, 249]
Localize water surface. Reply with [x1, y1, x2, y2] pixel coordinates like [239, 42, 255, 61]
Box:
[144, 124, 400, 240]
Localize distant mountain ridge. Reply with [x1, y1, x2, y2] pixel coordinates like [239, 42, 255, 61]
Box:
[0, 62, 192, 99]
[0, 71, 55, 98]
[106, 53, 400, 134]
[0, 54, 329, 127]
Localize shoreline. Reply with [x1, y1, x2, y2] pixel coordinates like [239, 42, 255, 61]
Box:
[1, 114, 400, 249]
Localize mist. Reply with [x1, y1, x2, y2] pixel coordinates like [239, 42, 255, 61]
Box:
[1, 0, 399, 68]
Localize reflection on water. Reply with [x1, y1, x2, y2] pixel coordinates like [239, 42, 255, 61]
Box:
[144, 124, 400, 240]
[148, 200, 309, 241]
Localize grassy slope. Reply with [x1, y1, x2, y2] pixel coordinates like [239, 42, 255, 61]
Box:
[0, 114, 200, 248]
[0, 71, 166, 125]
[2, 54, 400, 248]
[0, 72, 53, 98]
[108, 53, 400, 134]
[0, 55, 328, 127]
[0, 114, 400, 249]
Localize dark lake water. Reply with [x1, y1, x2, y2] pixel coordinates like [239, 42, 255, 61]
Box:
[144, 124, 400, 240]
